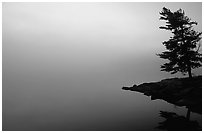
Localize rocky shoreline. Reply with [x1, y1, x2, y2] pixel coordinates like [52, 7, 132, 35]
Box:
[122, 76, 202, 114]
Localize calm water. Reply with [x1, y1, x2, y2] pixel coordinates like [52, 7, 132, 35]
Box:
[2, 66, 201, 130]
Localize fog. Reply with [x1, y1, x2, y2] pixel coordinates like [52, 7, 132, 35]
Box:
[2, 2, 202, 130]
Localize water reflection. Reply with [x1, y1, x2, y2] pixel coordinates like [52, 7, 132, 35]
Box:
[157, 111, 201, 131]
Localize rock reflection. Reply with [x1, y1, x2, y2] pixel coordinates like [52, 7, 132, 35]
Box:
[157, 111, 201, 131]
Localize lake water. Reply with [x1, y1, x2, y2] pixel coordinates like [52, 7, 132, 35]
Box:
[2, 67, 201, 130]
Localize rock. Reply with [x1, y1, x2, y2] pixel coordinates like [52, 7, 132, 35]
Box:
[122, 86, 131, 90]
[122, 76, 202, 114]
[176, 99, 196, 106]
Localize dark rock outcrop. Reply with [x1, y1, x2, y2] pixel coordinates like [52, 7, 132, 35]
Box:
[122, 76, 202, 114]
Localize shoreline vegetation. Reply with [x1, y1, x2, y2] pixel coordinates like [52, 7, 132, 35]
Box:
[122, 75, 202, 115]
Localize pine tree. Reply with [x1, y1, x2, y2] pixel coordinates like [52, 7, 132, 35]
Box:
[158, 7, 202, 78]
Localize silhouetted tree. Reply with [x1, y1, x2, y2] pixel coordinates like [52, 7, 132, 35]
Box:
[158, 7, 202, 79]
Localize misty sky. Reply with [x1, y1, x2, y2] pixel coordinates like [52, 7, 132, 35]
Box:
[3, 3, 202, 84]
[2, 2, 202, 131]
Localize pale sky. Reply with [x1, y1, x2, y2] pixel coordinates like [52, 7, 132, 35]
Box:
[3, 3, 202, 82]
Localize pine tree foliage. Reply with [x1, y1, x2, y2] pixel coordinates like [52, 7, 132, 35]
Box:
[158, 7, 202, 77]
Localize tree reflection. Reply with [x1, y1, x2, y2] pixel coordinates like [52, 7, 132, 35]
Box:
[157, 111, 201, 131]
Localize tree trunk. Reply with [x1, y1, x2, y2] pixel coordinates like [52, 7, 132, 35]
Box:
[187, 65, 192, 79]
[186, 108, 191, 120]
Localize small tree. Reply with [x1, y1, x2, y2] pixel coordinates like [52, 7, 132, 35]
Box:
[158, 7, 202, 78]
